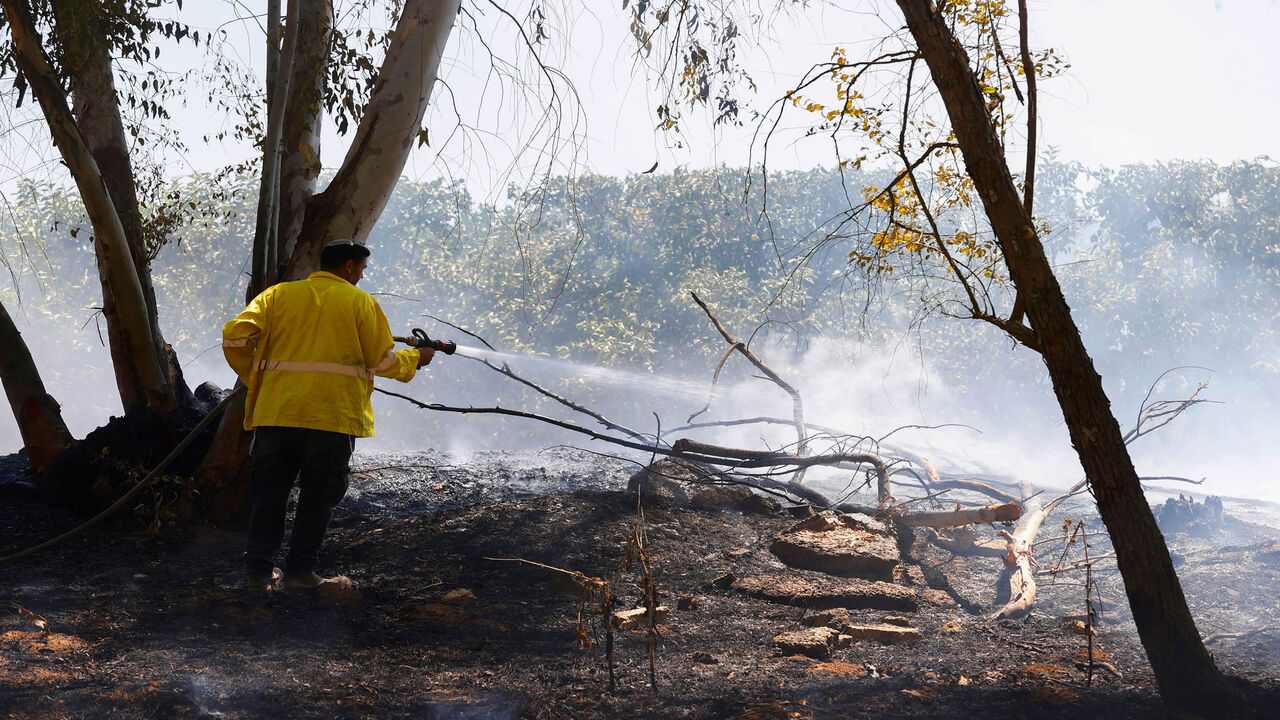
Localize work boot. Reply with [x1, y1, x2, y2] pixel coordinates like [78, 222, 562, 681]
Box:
[282, 571, 354, 594]
[246, 567, 283, 593]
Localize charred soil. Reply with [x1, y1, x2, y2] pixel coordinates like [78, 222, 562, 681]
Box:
[2, 448, 1279, 719]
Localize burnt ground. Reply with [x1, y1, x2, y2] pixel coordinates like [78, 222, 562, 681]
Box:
[2, 447, 1280, 719]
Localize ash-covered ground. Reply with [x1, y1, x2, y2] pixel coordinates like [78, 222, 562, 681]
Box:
[2, 447, 1280, 719]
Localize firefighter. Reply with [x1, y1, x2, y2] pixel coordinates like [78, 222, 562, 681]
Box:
[222, 239, 433, 593]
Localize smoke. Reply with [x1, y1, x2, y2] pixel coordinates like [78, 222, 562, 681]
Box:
[5, 164, 1279, 507]
[4, 260, 1276, 505]
[187, 674, 227, 718]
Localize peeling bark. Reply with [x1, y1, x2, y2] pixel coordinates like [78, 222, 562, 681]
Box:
[276, 0, 332, 267]
[289, 0, 460, 276]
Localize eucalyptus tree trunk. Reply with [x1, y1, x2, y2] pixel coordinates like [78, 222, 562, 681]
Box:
[894, 1, 1236, 714]
[58, 1, 199, 419]
[0, 300, 73, 475]
[276, 0, 333, 267]
[1, 0, 177, 422]
[286, 0, 461, 277]
[249, 0, 294, 299]
[188, 0, 335, 526]
[190, 0, 459, 524]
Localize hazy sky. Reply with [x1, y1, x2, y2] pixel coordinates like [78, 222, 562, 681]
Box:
[150, 0, 1278, 195]
[1030, 0, 1279, 167]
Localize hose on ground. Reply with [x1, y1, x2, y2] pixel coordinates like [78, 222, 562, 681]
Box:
[0, 385, 247, 565]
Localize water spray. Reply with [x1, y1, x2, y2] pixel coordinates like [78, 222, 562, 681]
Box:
[394, 328, 457, 355]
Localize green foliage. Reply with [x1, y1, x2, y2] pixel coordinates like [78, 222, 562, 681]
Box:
[4, 159, 1278, 444]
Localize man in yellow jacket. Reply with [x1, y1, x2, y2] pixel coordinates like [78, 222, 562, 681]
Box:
[223, 240, 432, 593]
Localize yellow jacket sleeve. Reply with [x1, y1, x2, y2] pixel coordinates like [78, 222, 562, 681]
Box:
[359, 294, 418, 383]
[222, 289, 271, 381]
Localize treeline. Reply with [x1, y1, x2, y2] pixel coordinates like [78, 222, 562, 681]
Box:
[2, 159, 1277, 449]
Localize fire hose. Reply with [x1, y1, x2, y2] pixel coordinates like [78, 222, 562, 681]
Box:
[0, 385, 248, 565]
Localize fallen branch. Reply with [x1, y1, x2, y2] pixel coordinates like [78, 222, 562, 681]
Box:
[992, 506, 1043, 620]
[671, 415, 1025, 504]
[1203, 627, 1274, 646]
[894, 502, 1021, 528]
[378, 392, 881, 511]
[672, 437, 890, 503]
[462, 354, 651, 443]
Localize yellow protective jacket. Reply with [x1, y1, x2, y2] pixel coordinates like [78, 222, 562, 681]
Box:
[222, 271, 420, 437]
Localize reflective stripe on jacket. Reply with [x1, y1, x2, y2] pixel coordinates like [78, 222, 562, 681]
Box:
[222, 271, 420, 437]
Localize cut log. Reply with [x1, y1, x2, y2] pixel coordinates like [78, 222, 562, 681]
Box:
[770, 511, 900, 580]
[894, 502, 1021, 528]
[732, 574, 919, 611]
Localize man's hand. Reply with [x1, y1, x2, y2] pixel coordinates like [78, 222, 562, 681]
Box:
[417, 347, 435, 368]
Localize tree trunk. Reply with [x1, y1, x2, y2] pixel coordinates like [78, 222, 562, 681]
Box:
[249, 0, 297, 298]
[192, 0, 457, 523]
[182, 384, 251, 526]
[893, 1, 1235, 714]
[61, 6, 198, 420]
[0, 300, 73, 475]
[277, 0, 332, 267]
[287, 0, 461, 277]
[3, 0, 176, 421]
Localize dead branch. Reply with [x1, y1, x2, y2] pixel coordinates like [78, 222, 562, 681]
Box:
[672, 437, 890, 504]
[672, 415, 1025, 505]
[917, 477, 1022, 506]
[1140, 476, 1206, 486]
[463, 354, 651, 442]
[400, 321, 649, 442]
[689, 292, 808, 456]
[992, 483, 1054, 621]
[375, 389, 666, 454]
[377, 391, 878, 511]
[686, 343, 738, 424]
[484, 556, 606, 585]
[879, 445, 1023, 505]
[991, 373, 1210, 620]
[1203, 627, 1274, 646]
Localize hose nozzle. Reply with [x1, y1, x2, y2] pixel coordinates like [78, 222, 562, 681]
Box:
[407, 328, 456, 354]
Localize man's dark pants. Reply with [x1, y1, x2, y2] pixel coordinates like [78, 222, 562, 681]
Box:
[244, 426, 355, 579]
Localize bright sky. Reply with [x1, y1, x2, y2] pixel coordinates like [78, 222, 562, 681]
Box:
[1029, 0, 1279, 167]
[152, 0, 1279, 196]
[426, 0, 1280, 192]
